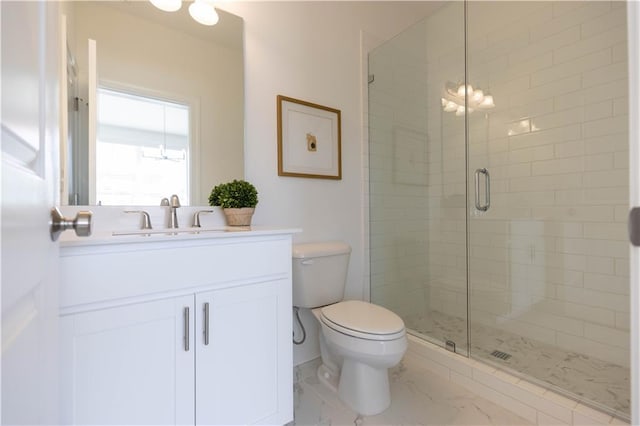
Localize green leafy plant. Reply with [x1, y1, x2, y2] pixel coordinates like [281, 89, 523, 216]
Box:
[208, 180, 259, 209]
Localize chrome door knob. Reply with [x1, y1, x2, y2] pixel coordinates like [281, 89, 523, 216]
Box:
[50, 207, 93, 241]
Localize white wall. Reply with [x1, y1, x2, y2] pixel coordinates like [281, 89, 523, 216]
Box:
[223, 1, 441, 365]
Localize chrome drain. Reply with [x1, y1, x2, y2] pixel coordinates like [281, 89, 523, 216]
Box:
[490, 350, 512, 361]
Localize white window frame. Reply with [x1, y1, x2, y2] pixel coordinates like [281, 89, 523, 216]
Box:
[91, 79, 200, 205]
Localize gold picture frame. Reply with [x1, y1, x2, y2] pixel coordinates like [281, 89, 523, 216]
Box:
[277, 95, 342, 180]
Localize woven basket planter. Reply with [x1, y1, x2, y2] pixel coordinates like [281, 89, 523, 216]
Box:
[223, 207, 255, 226]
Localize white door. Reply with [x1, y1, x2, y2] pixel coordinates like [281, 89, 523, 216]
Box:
[59, 296, 195, 425]
[1, 1, 61, 424]
[195, 281, 282, 425]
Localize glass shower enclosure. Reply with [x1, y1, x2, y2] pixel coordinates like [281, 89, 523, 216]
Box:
[369, 1, 629, 419]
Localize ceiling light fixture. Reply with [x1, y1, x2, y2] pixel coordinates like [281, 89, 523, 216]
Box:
[441, 81, 495, 116]
[188, 0, 219, 26]
[149, 0, 220, 27]
[149, 0, 182, 12]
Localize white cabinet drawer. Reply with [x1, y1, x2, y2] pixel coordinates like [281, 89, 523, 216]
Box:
[60, 235, 292, 310]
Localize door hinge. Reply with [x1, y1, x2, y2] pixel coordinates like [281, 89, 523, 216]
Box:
[445, 340, 456, 353]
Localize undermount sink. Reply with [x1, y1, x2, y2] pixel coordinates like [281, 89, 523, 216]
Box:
[111, 227, 240, 237]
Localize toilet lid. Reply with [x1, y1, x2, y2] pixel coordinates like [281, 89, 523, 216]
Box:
[320, 300, 405, 341]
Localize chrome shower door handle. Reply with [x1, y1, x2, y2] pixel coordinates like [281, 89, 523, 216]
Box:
[474, 168, 490, 212]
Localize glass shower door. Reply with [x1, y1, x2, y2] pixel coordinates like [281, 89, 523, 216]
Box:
[466, 1, 630, 417]
[368, 2, 469, 354]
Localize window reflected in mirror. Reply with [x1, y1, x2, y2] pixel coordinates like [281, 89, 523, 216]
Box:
[96, 88, 190, 205]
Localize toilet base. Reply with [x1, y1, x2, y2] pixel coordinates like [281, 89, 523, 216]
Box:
[337, 359, 391, 416]
[316, 364, 339, 393]
[317, 358, 392, 416]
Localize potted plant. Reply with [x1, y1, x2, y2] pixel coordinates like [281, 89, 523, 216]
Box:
[208, 179, 259, 226]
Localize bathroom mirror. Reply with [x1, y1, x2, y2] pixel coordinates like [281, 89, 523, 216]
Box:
[61, 1, 244, 206]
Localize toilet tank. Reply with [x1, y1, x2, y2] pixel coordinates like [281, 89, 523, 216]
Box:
[292, 241, 351, 308]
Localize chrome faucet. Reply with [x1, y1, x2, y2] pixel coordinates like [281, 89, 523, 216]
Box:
[124, 210, 152, 230]
[169, 194, 181, 228]
[193, 210, 214, 227]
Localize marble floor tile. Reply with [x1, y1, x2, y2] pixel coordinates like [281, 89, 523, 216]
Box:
[293, 355, 533, 426]
[404, 311, 630, 418]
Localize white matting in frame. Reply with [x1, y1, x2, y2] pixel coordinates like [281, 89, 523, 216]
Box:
[277, 95, 341, 179]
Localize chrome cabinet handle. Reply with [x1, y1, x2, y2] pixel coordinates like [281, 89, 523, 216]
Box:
[50, 207, 92, 241]
[203, 302, 210, 345]
[184, 307, 190, 352]
[474, 168, 490, 212]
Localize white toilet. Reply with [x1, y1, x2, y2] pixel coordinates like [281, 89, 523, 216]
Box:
[292, 241, 407, 416]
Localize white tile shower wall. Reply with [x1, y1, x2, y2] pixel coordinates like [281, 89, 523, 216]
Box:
[369, 3, 469, 326]
[369, 17, 436, 321]
[370, 0, 628, 367]
[463, 1, 629, 368]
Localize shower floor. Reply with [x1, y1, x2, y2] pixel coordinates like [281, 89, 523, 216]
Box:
[405, 310, 630, 418]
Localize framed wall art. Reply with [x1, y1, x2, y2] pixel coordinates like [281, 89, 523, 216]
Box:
[277, 95, 342, 179]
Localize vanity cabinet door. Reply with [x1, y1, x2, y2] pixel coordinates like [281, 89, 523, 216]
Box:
[195, 279, 291, 425]
[59, 296, 195, 425]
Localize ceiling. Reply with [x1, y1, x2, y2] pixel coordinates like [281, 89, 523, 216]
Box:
[104, 1, 243, 51]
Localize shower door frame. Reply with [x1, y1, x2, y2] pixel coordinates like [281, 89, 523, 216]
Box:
[627, 2, 639, 424]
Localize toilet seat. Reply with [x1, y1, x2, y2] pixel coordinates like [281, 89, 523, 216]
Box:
[320, 300, 405, 341]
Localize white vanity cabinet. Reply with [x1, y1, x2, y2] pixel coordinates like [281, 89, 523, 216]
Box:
[195, 280, 285, 425]
[59, 295, 196, 425]
[58, 230, 296, 425]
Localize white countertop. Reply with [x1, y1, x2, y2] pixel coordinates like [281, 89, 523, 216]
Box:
[60, 226, 302, 249]
[57, 205, 301, 250]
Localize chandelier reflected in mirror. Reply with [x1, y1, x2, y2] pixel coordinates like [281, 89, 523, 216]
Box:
[441, 82, 495, 116]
